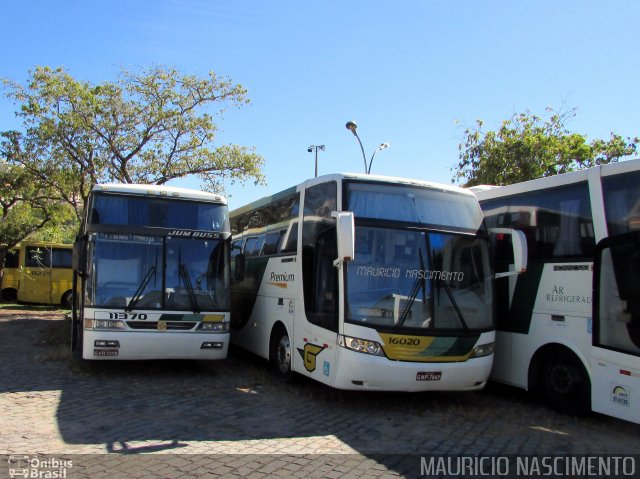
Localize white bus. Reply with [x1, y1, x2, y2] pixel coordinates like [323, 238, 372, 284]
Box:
[473, 159, 640, 424]
[71, 184, 231, 360]
[229, 173, 525, 391]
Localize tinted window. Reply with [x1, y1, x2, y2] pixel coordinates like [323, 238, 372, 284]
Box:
[52, 248, 72, 268]
[25, 247, 51, 268]
[302, 181, 338, 331]
[603, 170, 640, 236]
[231, 192, 299, 235]
[4, 250, 19, 268]
[90, 193, 229, 232]
[347, 182, 484, 232]
[481, 182, 595, 261]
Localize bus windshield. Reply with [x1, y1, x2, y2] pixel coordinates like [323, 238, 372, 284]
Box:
[87, 233, 229, 311]
[89, 193, 230, 232]
[347, 182, 484, 232]
[345, 227, 493, 331]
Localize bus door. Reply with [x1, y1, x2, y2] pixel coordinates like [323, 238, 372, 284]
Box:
[591, 232, 640, 424]
[19, 246, 53, 304]
[296, 224, 339, 386]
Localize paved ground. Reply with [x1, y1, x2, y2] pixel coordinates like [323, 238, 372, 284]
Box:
[0, 309, 639, 478]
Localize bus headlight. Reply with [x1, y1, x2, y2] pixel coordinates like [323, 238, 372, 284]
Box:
[471, 342, 494, 358]
[338, 335, 384, 356]
[84, 319, 126, 330]
[198, 321, 229, 332]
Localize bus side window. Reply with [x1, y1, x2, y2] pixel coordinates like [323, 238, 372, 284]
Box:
[26, 246, 52, 268]
[52, 248, 72, 269]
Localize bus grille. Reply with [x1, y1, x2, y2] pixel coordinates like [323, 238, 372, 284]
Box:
[126, 321, 197, 331]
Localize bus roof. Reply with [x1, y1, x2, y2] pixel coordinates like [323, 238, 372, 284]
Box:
[471, 158, 640, 201]
[92, 183, 228, 205]
[230, 172, 474, 217]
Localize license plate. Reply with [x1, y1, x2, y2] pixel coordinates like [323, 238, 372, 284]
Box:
[416, 371, 441, 381]
[94, 349, 119, 357]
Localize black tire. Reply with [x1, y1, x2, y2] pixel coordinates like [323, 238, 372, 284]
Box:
[2, 288, 17, 301]
[540, 348, 591, 414]
[71, 317, 84, 362]
[270, 326, 293, 380]
[70, 277, 83, 362]
[61, 290, 73, 309]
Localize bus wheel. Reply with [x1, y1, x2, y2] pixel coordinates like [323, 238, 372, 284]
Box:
[70, 316, 83, 361]
[540, 348, 590, 414]
[270, 327, 292, 379]
[61, 291, 73, 309]
[1, 288, 17, 301]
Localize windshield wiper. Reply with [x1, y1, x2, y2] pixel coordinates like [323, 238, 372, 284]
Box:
[126, 266, 157, 312]
[178, 248, 201, 313]
[396, 249, 428, 329]
[437, 276, 469, 331]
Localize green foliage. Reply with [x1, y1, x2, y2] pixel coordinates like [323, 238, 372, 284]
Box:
[0, 155, 77, 274]
[2, 65, 265, 218]
[452, 108, 639, 187]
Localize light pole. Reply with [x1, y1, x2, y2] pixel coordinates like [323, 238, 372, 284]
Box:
[307, 144, 325, 178]
[368, 143, 390, 174]
[345, 121, 389, 174]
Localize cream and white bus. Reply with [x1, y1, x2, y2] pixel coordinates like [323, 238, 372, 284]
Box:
[71, 184, 231, 360]
[230, 173, 525, 391]
[473, 159, 640, 424]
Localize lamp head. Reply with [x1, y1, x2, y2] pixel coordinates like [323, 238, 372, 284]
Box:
[345, 121, 358, 136]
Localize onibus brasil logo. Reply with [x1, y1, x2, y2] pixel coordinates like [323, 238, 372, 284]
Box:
[8, 456, 73, 478]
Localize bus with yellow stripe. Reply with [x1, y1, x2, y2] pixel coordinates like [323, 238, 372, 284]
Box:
[71, 184, 231, 361]
[230, 173, 526, 391]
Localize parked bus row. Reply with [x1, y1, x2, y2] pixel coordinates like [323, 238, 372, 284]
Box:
[3, 158, 638, 425]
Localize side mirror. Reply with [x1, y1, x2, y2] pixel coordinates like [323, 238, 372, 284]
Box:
[490, 228, 528, 278]
[332, 211, 355, 265]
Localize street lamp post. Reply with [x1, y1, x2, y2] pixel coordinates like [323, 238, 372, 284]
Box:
[345, 121, 389, 174]
[368, 143, 390, 174]
[307, 144, 326, 178]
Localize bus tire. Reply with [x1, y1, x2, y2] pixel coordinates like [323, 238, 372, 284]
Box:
[2, 288, 17, 301]
[270, 325, 293, 380]
[539, 347, 590, 414]
[61, 290, 73, 309]
[71, 318, 84, 362]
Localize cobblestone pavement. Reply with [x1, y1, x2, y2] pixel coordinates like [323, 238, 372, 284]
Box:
[1, 310, 639, 478]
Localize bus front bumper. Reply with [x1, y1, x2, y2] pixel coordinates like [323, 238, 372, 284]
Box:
[82, 330, 229, 360]
[332, 346, 493, 392]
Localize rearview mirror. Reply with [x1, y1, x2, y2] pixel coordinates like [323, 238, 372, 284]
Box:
[332, 211, 355, 265]
[489, 228, 528, 278]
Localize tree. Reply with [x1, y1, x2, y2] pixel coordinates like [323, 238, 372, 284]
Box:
[452, 108, 639, 187]
[2, 66, 265, 219]
[0, 147, 76, 298]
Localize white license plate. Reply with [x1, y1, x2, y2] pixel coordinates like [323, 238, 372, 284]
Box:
[94, 349, 119, 357]
[416, 371, 441, 381]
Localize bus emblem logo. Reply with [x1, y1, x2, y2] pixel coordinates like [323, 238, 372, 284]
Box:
[157, 321, 167, 331]
[297, 343, 326, 372]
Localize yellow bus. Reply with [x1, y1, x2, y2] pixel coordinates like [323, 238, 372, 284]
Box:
[1, 248, 20, 300]
[1, 242, 74, 307]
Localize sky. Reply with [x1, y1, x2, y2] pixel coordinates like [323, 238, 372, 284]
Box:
[1, 0, 639, 208]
